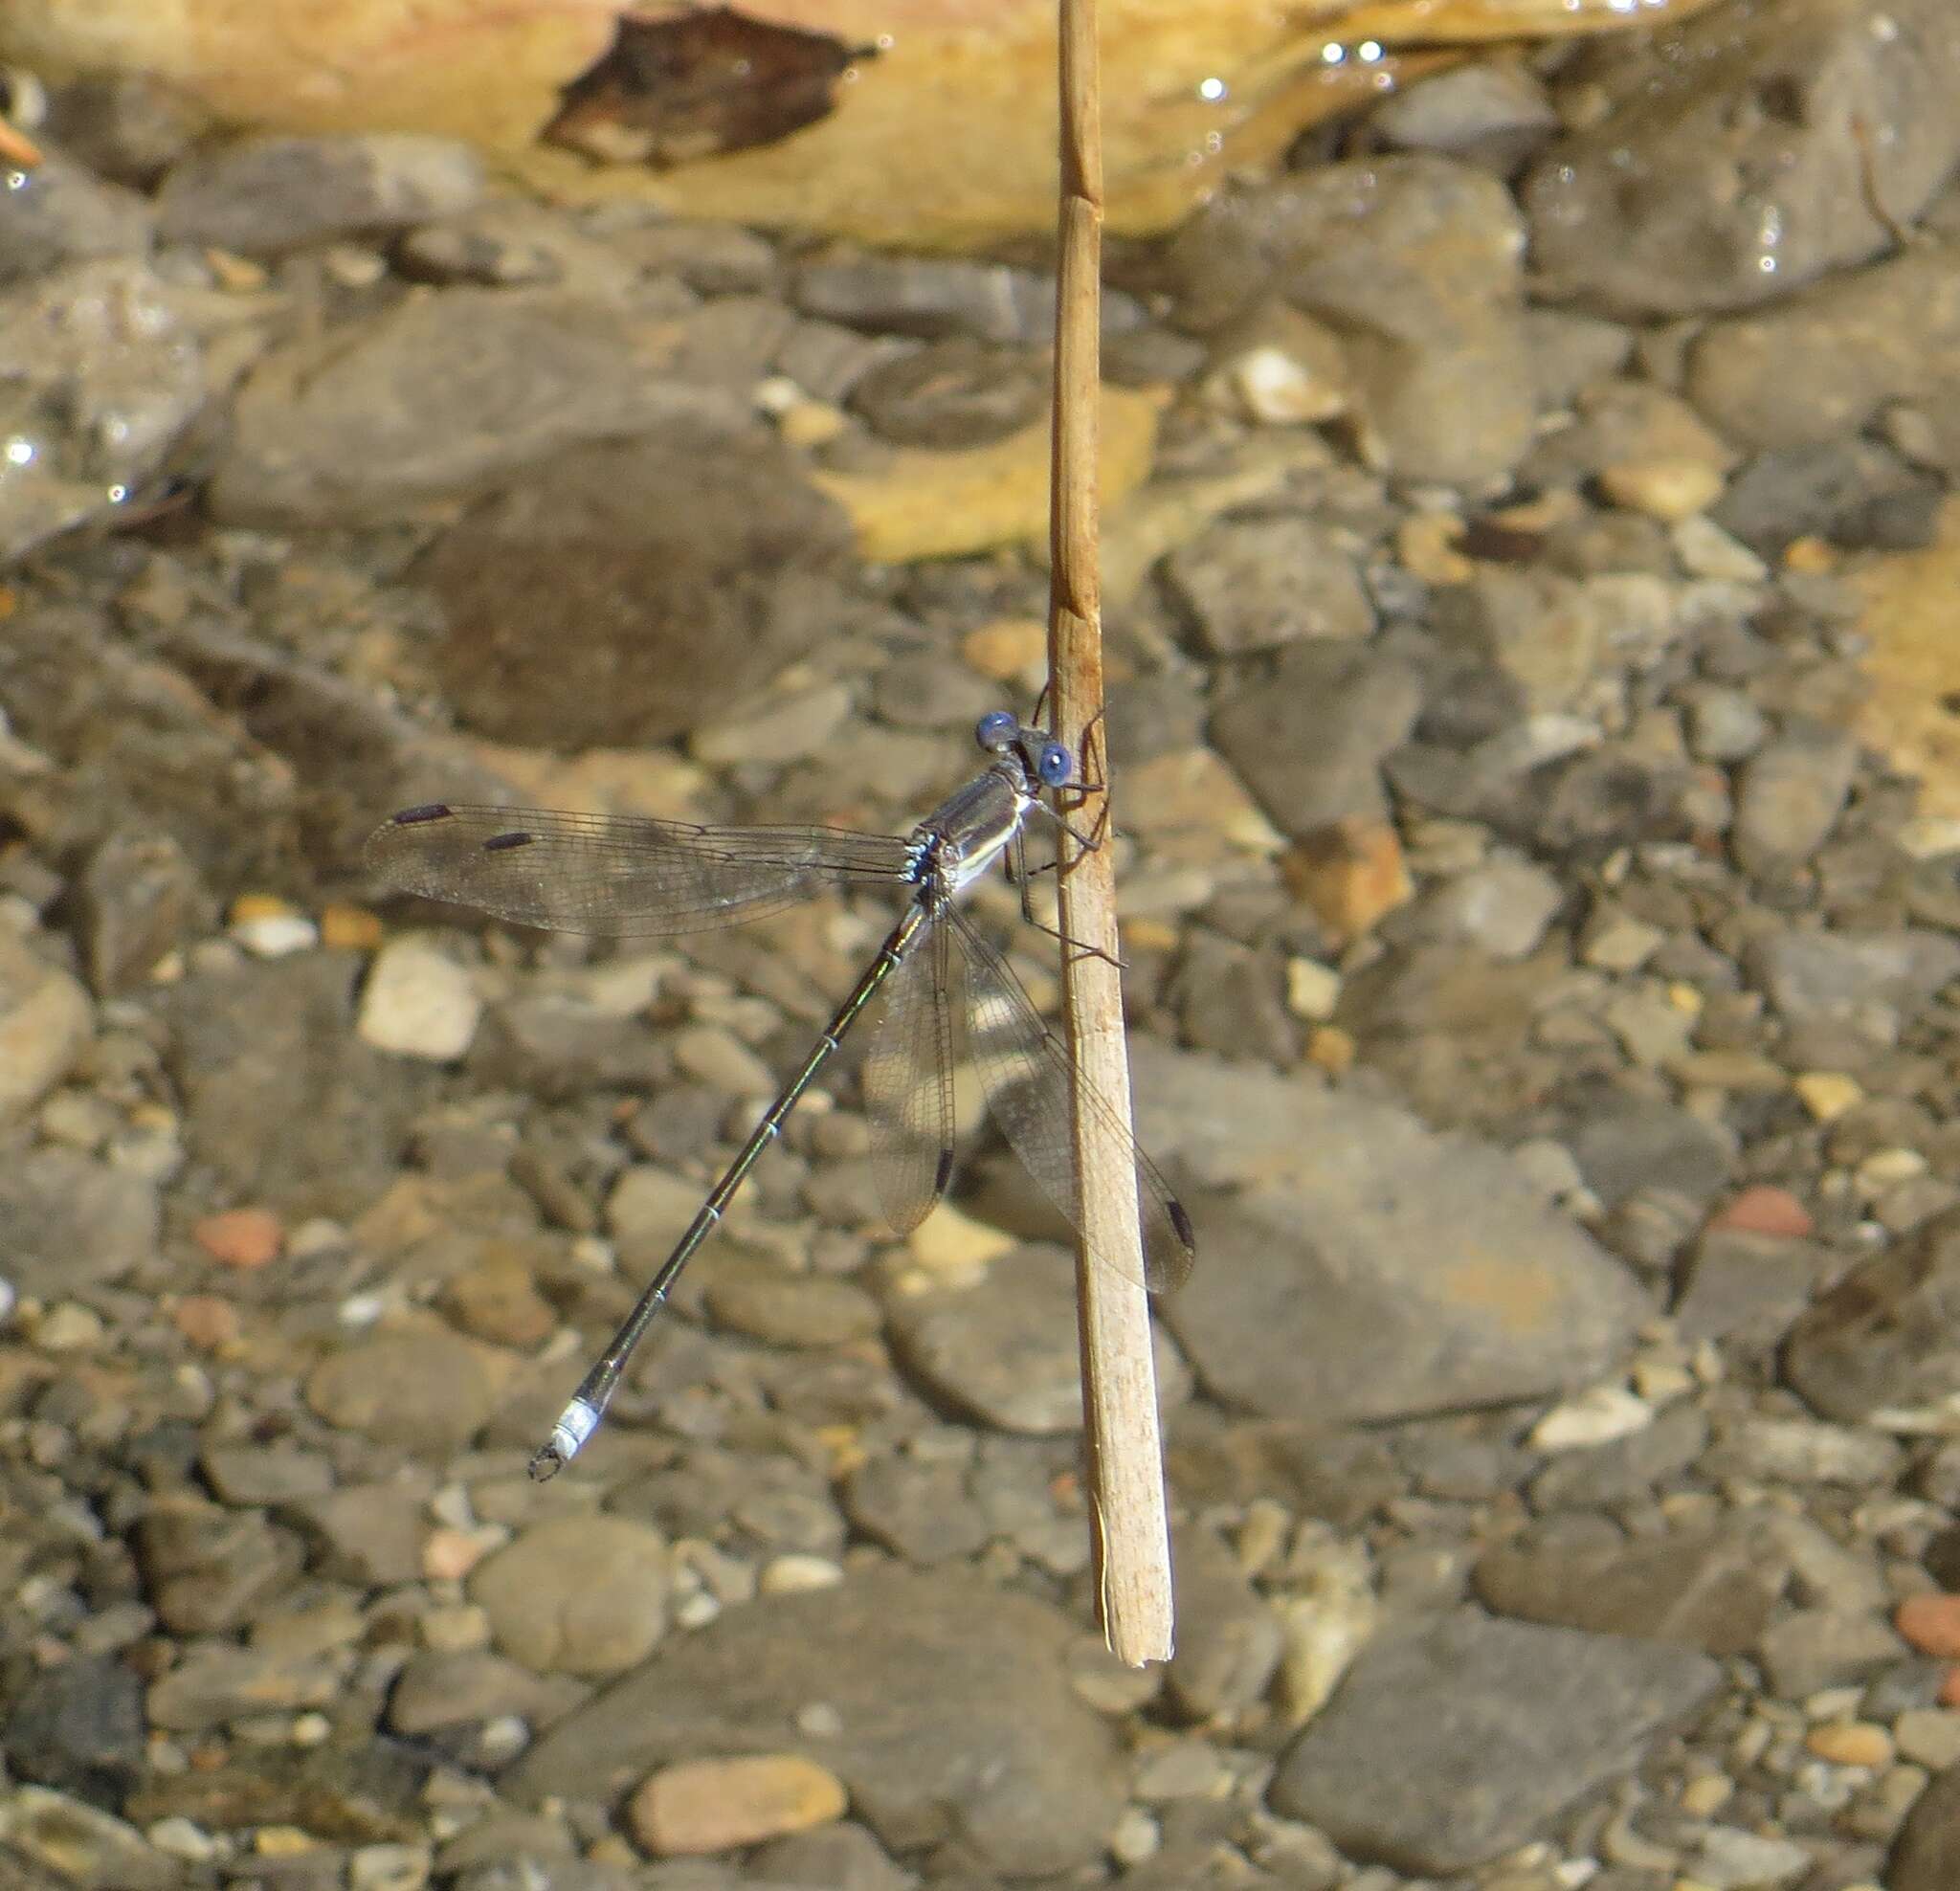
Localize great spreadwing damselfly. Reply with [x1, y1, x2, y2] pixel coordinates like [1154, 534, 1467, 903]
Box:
[366, 711, 1195, 1479]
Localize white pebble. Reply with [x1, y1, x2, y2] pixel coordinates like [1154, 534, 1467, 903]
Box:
[1529, 1385, 1653, 1451]
[357, 934, 482, 1060]
[230, 911, 320, 958]
[1285, 957, 1342, 1021]
[759, 1554, 844, 1594]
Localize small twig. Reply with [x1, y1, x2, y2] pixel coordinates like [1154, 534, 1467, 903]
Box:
[1047, 0, 1174, 1665]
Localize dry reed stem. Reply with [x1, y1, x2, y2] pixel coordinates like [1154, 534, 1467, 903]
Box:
[1046, 0, 1175, 1666]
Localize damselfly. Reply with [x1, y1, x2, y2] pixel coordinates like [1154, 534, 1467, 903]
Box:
[366, 711, 1194, 1478]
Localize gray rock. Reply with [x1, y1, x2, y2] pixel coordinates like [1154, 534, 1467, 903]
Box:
[0, 150, 153, 287]
[1689, 243, 1960, 468]
[0, 1784, 178, 1891]
[848, 337, 1048, 448]
[420, 427, 852, 750]
[887, 1244, 1187, 1434]
[1166, 1524, 1283, 1723]
[145, 1645, 342, 1733]
[1473, 1525, 1777, 1657]
[792, 251, 1142, 345]
[0, 1146, 158, 1297]
[840, 1453, 991, 1565]
[207, 288, 743, 526]
[1162, 515, 1375, 655]
[469, 1515, 670, 1676]
[0, 258, 258, 563]
[388, 1650, 585, 1737]
[702, 1256, 881, 1349]
[1135, 1046, 1647, 1425]
[1209, 641, 1424, 837]
[1169, 934, 1298, 1063]
[74, 828, 209, 996]
[1747, 927, 1960, 1029]
[135, 1500, 305, 1635]
[42, 74, 211, 185]
[1371, 58, 1558, 166]
[165, 951, 426, 1220]
[303, 1326, 506, 1457]
[1785, 1206, 1960, 1423]
[1712, 436, 1942, 554]
[1731, 726, 1859, 876]
[1756, 1608, 1903, 1700]
[750, 1821, 912, 1891]
[1523, 0, 1960, 317]
[0, 929, 91, 1125]
[199, 1443, 336, 1506]
[1269, 1610, 1720, 1874]
[1682, 685, 1770, 763]
[1565, 1094, 1736, 1212]
[1167, 157, 1534, 485]
[1702, 1414, 1902, 1487]
[1672, 1229, 1830, 1354]
[506, 1568, 1125, 1878]
[1687, 1828, 1811, 1890]
[1890, 1753, 1960, 1891]
[1408, 857, 1565, 962]
[157, 133, 483, 254]
[2, 1656, 145, 1801]
[1431, 566, 1603, 715]
[282, 1479, 433, 1587]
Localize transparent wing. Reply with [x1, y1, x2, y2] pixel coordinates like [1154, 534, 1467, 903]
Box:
[861, 916, 958, 1237]
[365, 805, 916, 937]
[949, 908, 1195, 1294]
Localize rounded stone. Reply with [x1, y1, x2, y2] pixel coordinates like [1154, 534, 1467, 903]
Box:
[469, 1515, 670, 1675]
[627, 1753, 846, 1857]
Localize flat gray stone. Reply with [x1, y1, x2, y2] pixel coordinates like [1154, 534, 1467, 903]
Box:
[1731, 726, 1858, 875]
[1269, 1610, 1721, 1875]
[418, 427, 852, 750]
[1135, 1045, 1648, 1425]
[1473, 1525, 1778, 1657]
[1209, 641, 1423, 836]
[0, 1146, 158, 1297]
[1523, 0, 1960, 319]
[304, 1330, 502, 1455]
[468, 1515, 670, 1677]
[1891, 1751, 1960, 1891]
[0, 150, 153, 287]
[506, 1567, 1124, 1878]
[1786, 1205, 1960, 1423]
[1162, 515, 1375, 655]
[0, 259, 255, 564]
[886, 1244, 1187, 1434]
[157, 132, 482, 255]
[164, 951, 426, 1220]
[207, 288, 744, 526]
[1747, 926, 1960, 1028]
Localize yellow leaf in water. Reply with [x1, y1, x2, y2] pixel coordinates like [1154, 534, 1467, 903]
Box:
[812, 383, 1167, 564]
[1853, 495, 1960, 818]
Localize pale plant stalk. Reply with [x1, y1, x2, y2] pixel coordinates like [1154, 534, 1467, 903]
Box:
[1046, 0, 1175, 1665]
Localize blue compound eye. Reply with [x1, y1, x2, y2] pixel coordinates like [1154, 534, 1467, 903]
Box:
[975, 710, 1018, 750]
[1036, 743, 1073, 788]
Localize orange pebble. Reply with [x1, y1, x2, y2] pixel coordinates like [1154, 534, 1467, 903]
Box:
[171, 1296, 242, 1350]
[1941, 1666, 1960, 1709]
[1708, 1185, 1814, 1239]
[1896, 1592, 1960, 1660]
[422, 1526, 487, 1583]
[319, 903, 384, 951]
[192, 1208, 283, 1270]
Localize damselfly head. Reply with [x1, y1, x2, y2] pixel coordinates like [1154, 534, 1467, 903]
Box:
[976, 711, 1073, 790]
